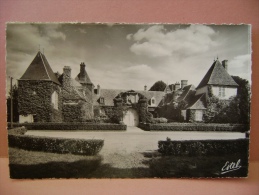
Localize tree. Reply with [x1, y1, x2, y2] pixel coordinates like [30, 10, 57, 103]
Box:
[232, 76, 251, 124]
[7, 84, 19, 122]
[149, 80, 166, 91]
[204, 77, 250, 124]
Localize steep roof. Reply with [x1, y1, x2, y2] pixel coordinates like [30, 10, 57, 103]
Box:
[187, 94, 207, 110]
[75, 63, 93, 84]
[20, 51, 60, 85]
[197, 60, 238, 89]
[93, 89, 165, 106]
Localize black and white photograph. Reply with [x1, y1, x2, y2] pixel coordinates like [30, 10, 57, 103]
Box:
[6, 23, 251, 179]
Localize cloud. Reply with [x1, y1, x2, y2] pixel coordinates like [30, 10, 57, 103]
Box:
[228, 54, 251, 82]
[43, 24, 66, 40]
[79, 28, 87, 34]
[90, 64, 166, 90]
[127, 24, 217, 58]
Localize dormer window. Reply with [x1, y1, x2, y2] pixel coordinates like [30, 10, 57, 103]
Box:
[150, 97, 156, 106]
[100, 97, 105, 104]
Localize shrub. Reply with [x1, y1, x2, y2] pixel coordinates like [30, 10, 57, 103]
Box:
[158, 139, 249, 156]
[152, 117, 168, 124]
[9, 122, 127, 131]
[138, 122, 248, 132]
[8, 126, 27, 135]
[8, 134, 104, 155]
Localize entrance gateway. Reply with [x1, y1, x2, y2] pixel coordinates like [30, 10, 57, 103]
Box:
[123, 108, 139, 127]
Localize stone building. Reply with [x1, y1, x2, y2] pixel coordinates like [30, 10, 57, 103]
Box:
[18, 52, 238, 125]
[157, 58, 239, 122]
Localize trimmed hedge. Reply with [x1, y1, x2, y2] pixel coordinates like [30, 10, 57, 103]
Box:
[158, 138, 249, 156]
[8, 134, 104, 155]
[8, 126, 27, 135]
[8, 122, 127, 131]
[139, 123, 249, 132]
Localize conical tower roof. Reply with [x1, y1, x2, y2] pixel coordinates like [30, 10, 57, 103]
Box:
[20, 51, 60, 85]
[75, 62, 93, 84]
[197, 60, 238, 89]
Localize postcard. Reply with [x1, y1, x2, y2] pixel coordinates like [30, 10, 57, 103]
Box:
[6, 23, 251, 178]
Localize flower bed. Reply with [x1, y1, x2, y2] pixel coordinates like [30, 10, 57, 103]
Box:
[139, 123, 249, 132]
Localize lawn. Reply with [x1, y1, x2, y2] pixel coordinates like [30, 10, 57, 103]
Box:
[9, 147, 102, 179]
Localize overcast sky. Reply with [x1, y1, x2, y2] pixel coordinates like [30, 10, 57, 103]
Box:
[6, 23, 251, 95]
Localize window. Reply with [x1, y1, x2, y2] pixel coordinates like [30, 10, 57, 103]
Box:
[152, 99, 155, 104]
[195, 110, 203, 121]
[51, 91, 58, 110]
[100, 97, 104, 104]
[219, 87, 225, 97]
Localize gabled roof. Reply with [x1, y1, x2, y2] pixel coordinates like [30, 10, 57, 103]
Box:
[93, 89, 165, 107]
[197, 60, 238, 89]
[187, 94, 207, 110]
[20, 51, 60, 85]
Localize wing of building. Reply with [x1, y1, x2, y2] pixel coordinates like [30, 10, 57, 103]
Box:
[17, 52, 239, 125]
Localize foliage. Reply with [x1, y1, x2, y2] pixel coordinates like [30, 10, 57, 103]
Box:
[156, 100, 187, 122]
[204, 76, 250, 124]
[7, 84, 19, 122]
[232, 76, 251, 124]
[138, 122, 248, 132]
[158, 139, 249, 156]
[8, 126, 27, 135]
[152, 117, 168, 123]
[17, 122, 127, 130]
[18, 80, 62, 122]
[149, 80, 166, 91]
[8, 134, 104, 155]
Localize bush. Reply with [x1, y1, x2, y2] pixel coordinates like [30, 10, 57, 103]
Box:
[152, 118, 168, 124]
[138, 122, 248, 132]
[8, 134, 104, 155]
[8, 126, 27, 135]
[9, 122, 127, 131]
[158, 138, 249, 156]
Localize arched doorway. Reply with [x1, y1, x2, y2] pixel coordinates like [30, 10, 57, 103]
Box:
[123, 108, 139, 127]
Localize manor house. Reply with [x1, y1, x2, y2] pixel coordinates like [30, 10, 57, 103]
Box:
[18, 51, 238, 126]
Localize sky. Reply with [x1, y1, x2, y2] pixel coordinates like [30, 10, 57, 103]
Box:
[6, 23, 251, 96]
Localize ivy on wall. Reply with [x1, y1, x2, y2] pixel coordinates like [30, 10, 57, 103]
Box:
[18, 80, 62, 122]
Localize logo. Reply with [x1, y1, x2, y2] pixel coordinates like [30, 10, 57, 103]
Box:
[221, 159, 242, 174]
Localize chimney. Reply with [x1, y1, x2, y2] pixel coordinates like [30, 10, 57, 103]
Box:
[80, 62, 86, 81]
[97, 84, 100, 95]
[175, 82, 180, 91]
[181, 80, 188, 89]
[222, 60, 228, 72]
[144, 85, 147, 91]
[63, 66, 71, 89]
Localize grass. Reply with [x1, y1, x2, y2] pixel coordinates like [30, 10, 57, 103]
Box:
[9, 147, 102, 179]
[146, 152, 249, 178]
[9, 147, 249, 178]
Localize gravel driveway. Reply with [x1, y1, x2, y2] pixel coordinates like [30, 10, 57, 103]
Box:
[26, 127, 246, 169]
